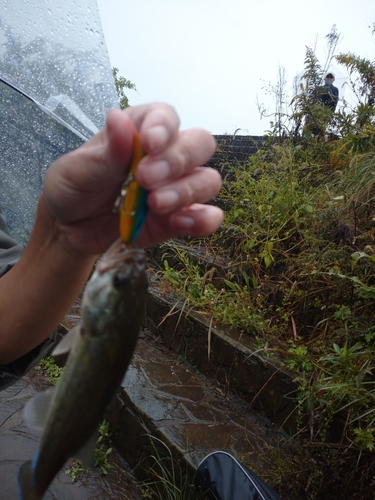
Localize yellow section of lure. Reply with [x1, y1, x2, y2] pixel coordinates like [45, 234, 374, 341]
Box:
[117, 133, 148, 244]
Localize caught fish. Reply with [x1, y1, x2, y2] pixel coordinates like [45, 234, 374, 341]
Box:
[18, 239, 148, 500]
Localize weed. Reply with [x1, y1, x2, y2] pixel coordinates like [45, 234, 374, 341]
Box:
[94, 419, 113, 474]
[285, 345, 313, 373]
[94, 444, 113, 475]
[65, 419, 113, 481]
[65, 460, 85, 483]
[151, 28, 375, 497]
[138, 435, 204, 500]
[36, 356, 63, 384]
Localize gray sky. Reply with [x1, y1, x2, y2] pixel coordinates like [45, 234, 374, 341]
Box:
[96, 0, 375, 135]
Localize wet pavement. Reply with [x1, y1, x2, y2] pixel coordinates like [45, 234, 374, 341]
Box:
[0, 283, 291, 500]
[0, 370, 144, 500]
[0, 327, 287, 499]
[111, 329, 286, 475]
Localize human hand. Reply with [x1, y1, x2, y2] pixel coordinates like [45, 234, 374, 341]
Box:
[42, 104, 223, 256]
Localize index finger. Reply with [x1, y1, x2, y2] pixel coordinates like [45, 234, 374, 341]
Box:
[125, 103, 180, 154]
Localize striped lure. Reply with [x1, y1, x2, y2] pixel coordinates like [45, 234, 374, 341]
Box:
[117, 133, 148, 243]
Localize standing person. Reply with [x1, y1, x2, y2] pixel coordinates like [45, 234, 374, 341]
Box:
[0, 104, 223, 390]
[304, 72, 340, 136]
[318, 72, 339, 112]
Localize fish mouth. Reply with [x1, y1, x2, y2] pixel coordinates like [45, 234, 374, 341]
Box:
[97, 238, 145, 275]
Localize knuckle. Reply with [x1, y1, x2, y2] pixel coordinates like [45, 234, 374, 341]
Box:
[184, 181, 196, 204]
[170, 149, 190, 176]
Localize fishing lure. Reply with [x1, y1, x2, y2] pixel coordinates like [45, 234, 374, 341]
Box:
[114, 133, 148, 243]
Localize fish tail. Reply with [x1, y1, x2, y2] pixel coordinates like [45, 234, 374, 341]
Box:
[18, 460, 41, 500]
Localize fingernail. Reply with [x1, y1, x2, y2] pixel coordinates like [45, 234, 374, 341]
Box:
[147, 125, 169, 152]
[143, 160, 170, 186]
[173, 215, 195, 229]
[154, 189, 179, 211]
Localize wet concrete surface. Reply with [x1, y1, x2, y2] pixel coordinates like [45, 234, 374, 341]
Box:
[111, 329, 286, 476]
[0, 285, 290, 500]
[144, 269, 298, 432]
[0, 371, 144, 500]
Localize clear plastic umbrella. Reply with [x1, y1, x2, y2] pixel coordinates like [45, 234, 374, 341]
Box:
[0, 0, 119, 244]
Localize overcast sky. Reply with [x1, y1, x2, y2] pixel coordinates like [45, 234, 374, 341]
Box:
[96, 0, 374, 135]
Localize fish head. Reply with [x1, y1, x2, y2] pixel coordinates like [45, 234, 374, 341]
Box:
[83, 239, 148, 312]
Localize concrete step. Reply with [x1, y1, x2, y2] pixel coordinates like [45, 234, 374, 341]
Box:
[143, 270, 297, 431]
[106, 328, 288, 483]
[56, 265, 299, 498]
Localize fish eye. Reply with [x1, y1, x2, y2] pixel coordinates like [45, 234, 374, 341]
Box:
[113, 271, 130, 289]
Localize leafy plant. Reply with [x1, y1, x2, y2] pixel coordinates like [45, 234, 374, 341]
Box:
[65, 460, 85, 483]
[158, 240, 266, 336]
[95, 419, 113, 474]
[94, 444, 113, 475]
[37, 356, 64, 384]
[151, 25, 375, 497]
[65, 419, 113, 481]
[112, 67, 137, 109]
[353, 427, 375, 452]
[285, 345, 313, 373]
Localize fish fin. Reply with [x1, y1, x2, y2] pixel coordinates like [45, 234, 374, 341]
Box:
[52, 325, 80, 356]
[23, 387, 55, 432]
[74, 431, 98, 471]
[18, 459, 41, 500]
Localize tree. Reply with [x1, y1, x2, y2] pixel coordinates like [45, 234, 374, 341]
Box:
[336, 52, 375, 128]
[112, 67, 137, 109]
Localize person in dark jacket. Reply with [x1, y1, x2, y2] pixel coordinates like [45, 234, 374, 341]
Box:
[305, 72, 339, 136]
[317, 72, 339, 112]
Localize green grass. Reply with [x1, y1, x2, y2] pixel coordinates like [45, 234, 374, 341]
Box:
[153, 134, 375, 498]
[137, 436, 205, 500]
